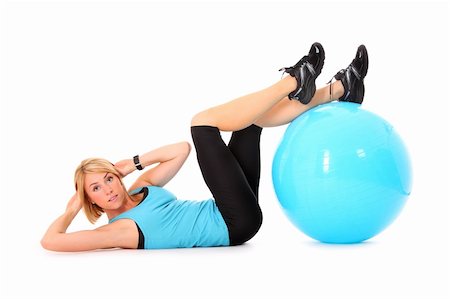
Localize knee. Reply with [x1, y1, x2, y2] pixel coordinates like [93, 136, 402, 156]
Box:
[191, 109, 216, 127]
[191, 112, 203, 126]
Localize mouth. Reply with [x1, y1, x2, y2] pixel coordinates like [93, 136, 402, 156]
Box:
[108, 195, 118, 202]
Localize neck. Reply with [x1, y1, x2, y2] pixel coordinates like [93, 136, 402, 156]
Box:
[105, 194, 135, 220]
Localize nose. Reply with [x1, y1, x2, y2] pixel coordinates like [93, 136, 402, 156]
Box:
[105, 186, 114, 195]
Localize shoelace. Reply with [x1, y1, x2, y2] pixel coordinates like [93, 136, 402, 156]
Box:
[279, 55, 316, 77]
[327, 61, 362, 100]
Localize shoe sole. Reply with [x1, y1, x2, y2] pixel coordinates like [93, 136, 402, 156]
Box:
[340, 45, 368, 104]
[358, 45, 369, 78]
[354, 45, 368, 103]
[298, 42, 325, 104]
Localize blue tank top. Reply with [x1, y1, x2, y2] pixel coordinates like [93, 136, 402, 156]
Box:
[109, 186, 230, 249]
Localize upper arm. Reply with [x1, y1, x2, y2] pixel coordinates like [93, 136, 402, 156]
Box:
[41, 220, 138, 252]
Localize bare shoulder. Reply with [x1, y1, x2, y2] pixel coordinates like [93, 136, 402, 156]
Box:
[99, 218, 137, 231]
[98, 219, 140, 248]
[128, 181, 153, 193]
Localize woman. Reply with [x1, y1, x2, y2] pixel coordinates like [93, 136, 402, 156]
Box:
[41, 42, 369, 251]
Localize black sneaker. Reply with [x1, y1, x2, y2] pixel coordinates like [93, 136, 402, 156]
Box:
[279, 42, 325, 104]
[331, 45, 369, 104]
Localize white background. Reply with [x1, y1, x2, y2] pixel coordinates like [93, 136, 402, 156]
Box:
[1, 1, 449, 298]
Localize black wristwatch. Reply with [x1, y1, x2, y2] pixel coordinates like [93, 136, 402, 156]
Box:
[133, 155, 144, 170]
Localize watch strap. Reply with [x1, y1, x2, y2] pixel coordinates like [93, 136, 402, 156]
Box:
[133, 155, 143, 170]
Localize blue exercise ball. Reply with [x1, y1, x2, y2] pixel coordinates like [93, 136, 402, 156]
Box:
[272, 102, 412, 243]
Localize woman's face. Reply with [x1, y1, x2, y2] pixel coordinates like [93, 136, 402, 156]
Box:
[84, 172, 126, 210]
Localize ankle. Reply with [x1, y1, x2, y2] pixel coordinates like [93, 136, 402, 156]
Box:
[331, 80, 344, 100]
[282, 75, 298, 93]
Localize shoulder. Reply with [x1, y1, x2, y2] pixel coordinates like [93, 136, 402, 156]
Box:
[97, 219, 140, 249]
[102, 218, 137, 230]
[128, 181, 154, 194]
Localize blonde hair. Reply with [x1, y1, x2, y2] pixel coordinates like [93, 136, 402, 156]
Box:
[74, 158, 125, 224]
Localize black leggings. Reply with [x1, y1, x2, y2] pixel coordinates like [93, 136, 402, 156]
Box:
[191, 125, 263, 245]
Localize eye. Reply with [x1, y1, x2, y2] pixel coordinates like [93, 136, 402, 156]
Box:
[106, 176, 114, 183]
[92, 185, 100, 192]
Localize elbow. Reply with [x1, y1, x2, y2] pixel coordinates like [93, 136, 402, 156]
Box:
[184, 142, 191, 160]
[184, 141, 191, 155]
[40, 237, 52, 251]
[41, 236, 60, 252]
[176, 142, 191, 165]
[178, 141, 191, 157]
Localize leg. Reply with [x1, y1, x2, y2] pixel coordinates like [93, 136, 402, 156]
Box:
[191, 126, 263, 245]
[191, 76, 297, 132]
[191, 42, 327, 131]
[227, 124, 263, 200]
[254, 80, 345, 127]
